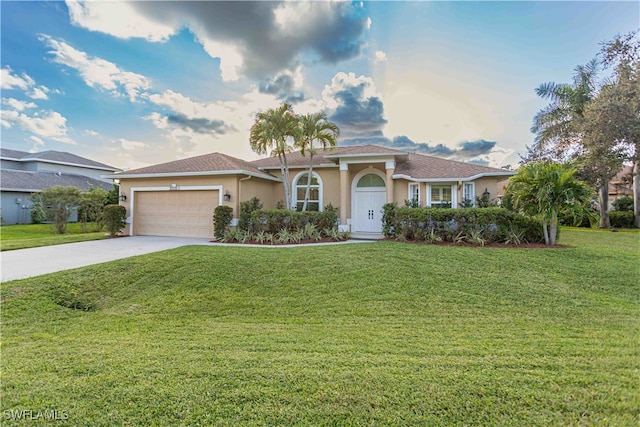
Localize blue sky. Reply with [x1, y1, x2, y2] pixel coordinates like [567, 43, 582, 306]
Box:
[1, 1, 638, 170]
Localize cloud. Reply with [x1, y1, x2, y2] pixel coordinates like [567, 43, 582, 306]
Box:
[1, 109, 75, 145]
[28, 135, 46, 151]
[118, 138, 149, 151]
[2, 98, 37, 112]
[167, 114, 231, 135]
[65, 1, 370, 81]
[41, 35, 151, 102]
[323, 72, 387, 138]
[84, 129, 99, 136]
[374, 50, 387, 63]
[258, 68, 305, 103]
[1, 67, 35, 90]
[27, 86, 50, 100]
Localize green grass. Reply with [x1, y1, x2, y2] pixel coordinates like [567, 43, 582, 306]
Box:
[0, 223, 107, 251]
[1, 229, 638, 426]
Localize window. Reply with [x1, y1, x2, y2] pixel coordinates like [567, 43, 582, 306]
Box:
[294, 172, 321, 211]
[408, 183, 420, 206]
[430, 185, 452, 208]
[357, 174, 385, 188]
[462, 183, 475, 207]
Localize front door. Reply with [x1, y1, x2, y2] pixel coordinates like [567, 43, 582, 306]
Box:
[353, 190, 386, 232]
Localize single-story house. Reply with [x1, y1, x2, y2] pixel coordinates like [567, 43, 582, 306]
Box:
[1, 148, 119, 224]
[108, 145, 515, 238]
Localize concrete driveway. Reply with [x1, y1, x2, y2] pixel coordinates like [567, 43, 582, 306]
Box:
[1, 236, 212, 282]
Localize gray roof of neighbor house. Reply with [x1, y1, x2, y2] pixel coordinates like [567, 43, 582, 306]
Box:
[110, 152, 280, 181]
[252, 144, 514, 180]
[0, 148, 119, 171]
[1, 169, 115, 193]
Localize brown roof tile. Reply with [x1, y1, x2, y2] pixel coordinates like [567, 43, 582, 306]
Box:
[116, 152, 274, 178]
[395, 153, 512, 180]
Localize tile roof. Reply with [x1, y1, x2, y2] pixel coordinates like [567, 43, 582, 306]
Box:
[0, 148, 118, 170]
[394, 153, 512, 180]
[1, 169, 115, 192]
[115, 152, 277, 179]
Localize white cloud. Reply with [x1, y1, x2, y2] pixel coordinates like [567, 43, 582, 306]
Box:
[2, 97, 37, 112]
[374, 50, 387, 63]
[118, 138, 149, 151]
[1, 109, 75, 145]
[1, 67, 35, 90]
[29, 135, 46, 151]
[196, 36, 244, 82]
[41, 35, 151, 102]
[84, 129, 99, 136]
[28, 86, 50, 100]
[66, 1, 176, 42]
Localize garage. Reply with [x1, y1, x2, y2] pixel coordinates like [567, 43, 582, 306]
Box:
[134, 190, 218, 238]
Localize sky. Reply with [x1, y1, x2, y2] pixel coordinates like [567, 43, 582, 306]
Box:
[1, 1, 638, 171]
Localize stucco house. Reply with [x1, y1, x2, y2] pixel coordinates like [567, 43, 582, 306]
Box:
[109, 145, 515, 238]
[1, 148, 119, 224]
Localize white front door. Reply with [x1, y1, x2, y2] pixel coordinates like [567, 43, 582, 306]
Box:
[353, 190, 386, 233]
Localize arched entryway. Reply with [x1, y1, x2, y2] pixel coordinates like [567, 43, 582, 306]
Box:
[351, 170, 386, 233]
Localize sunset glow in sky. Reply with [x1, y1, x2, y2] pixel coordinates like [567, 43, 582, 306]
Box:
[1, 1, 638, 170]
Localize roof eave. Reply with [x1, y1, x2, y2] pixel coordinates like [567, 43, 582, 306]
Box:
[392, 171, 516, 182]
[103, 169, 281, 181]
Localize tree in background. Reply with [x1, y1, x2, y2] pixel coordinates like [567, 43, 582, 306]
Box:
[598, 31, 640, 227]
[296, 112, 339, 211]
[250, 103, 298, 210]
[79, 186, 108, 232]
[31, 186, 82, 234]
[506, 162, 594, 246]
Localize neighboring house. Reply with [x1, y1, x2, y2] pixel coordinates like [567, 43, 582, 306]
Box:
[1, 148, 119, 224]
[109, 145, 515, 238]
[608, 165, 633, 206]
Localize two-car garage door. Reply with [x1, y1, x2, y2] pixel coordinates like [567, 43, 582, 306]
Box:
[134, 190, 218, 238]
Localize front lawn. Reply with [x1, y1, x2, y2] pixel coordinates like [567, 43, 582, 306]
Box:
[1, 228, 638, 425]
[0, 223, 107, 251]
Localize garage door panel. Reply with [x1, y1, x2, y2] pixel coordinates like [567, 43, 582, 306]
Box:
[134, 190, 218, 238]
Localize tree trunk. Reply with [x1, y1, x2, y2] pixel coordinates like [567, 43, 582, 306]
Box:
[633, 160, 640, 228]
[549, 212, 558, 246]
[598, 180, 611, 228]
[281, 152, 292, 210]
[542, 221, 550, 246]
[302, 154, 314, 212]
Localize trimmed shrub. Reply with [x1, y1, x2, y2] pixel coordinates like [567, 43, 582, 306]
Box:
[609, 211, 634, 228]
[238, 197, 263, 231]
[383, 206, 546, 244]
[612, 196, 633, 212]
[213, 205, 233, 239]
[104, 204, 126, 236]
[250, 206, 339, 236]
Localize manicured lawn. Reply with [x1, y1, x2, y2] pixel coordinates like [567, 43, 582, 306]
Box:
[1, 229, 638, 425]
[0, 223, 107, 251]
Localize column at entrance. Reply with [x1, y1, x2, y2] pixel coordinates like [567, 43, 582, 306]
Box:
[385, 160, 395, 204]
[339, 163, 349, 230]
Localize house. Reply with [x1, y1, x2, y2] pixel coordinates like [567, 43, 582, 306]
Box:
[109, 145, 515, 238]
[1, 148, 119, 224]
[608, 165, 633, 206]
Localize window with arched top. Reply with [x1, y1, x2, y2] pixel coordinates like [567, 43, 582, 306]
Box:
[293, 172, 321, 211]
[357, 174, 385, 188]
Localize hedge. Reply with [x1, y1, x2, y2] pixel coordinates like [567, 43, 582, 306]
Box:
[609, 211, 635, 229]
[250, 206, 338, 234]
[382, 205, 546, 244]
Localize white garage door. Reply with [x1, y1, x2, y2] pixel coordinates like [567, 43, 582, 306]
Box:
[134, 190, 218, 238]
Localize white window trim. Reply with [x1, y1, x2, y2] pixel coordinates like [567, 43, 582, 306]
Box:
[427, 183, 457, 208]
[408, 183, 420, 206]
[463, 182, 475, 207]
[292, 171, 323, 211]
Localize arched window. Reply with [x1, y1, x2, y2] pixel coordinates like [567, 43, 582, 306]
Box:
[293, 172, 322, 211]
[357, 174, 385, 188]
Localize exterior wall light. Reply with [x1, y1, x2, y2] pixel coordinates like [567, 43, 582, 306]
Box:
[119, 192, 127, 202]
[483, 188, 490, 199]
[223, 190, 231, 202]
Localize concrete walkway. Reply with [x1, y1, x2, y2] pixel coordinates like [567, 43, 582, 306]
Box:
[1, 236, 212, 282]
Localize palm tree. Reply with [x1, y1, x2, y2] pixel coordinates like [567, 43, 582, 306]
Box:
[296, 113, 340, 211]
[250, 103, 298, 210]
[506, 162, 594, 245]
[530, 59, 599, 159]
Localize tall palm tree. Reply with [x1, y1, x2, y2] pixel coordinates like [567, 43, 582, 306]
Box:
[250, 103, 298, 210]
[507, 162, 593, 245]
[530, 58, 599, 160]
[296, 113, 340, 211]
